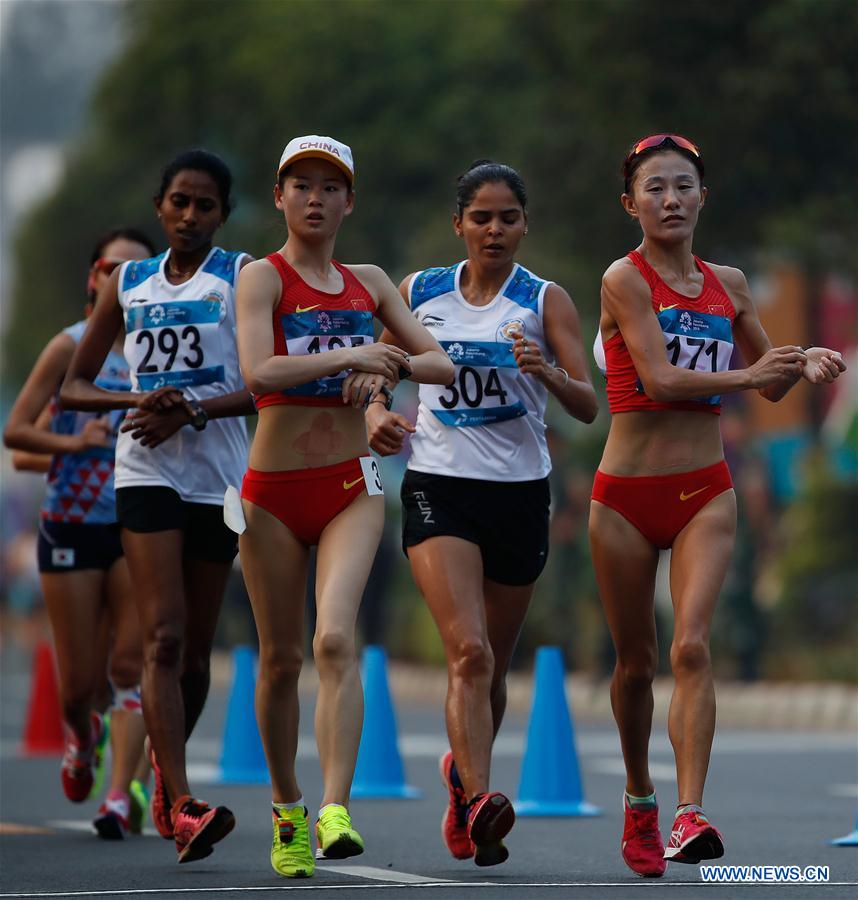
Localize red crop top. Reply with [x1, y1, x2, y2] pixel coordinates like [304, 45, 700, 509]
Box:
[597, 251, 737, 415]
[254, 253, 377, 409]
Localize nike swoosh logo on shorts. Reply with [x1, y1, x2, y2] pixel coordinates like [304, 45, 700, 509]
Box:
[343, 476, 365, 491]
[296, 304, 321, 313]
[680, 486, 709, 501]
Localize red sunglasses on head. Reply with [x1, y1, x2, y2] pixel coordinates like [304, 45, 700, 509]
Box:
[91, 257, 123, 276]
[630, 133, 701, 160]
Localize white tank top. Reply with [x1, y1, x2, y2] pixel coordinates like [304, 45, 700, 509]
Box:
[115, 247, 249, 504]
[407, 261, 552, 482]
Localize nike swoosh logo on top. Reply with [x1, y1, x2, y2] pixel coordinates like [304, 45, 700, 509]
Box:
[680, 486, 709, 501]
[296, 304, 321, 313]
[343, 476, 365, 491]
[659, 303, 679, 312]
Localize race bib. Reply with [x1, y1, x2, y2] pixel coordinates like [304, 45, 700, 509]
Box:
[427, 340, 526, 427]
[125, 299, 225, 391]
[359, 456, 384, 496]
[657, 308, 734, 406]
[223, 485, 247, 535]
[281, 309, 374, 398]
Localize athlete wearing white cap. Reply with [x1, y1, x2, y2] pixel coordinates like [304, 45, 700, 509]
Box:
[236, 135, 452, 878]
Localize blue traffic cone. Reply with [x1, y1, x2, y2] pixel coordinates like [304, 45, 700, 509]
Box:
[351, 646, 420, 799]
[218, 646, 269, 783]
[515, 646, 601, 816]
[830, 806, 858, 845]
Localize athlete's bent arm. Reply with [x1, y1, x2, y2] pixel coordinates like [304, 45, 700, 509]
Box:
[237, 260, 409, 393]
[513, 284, 598, 423]
[354, 265, 454, 386]
[61, 271, 184, 414]
[602, 261, 807, 402]
[718, 265, 845, 402]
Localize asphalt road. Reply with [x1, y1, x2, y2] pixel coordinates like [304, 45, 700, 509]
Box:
[1, 653, 856, 900]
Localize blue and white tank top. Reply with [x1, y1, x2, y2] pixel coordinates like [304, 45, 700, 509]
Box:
[42, 321, 129, 524]
[407, 261, 553, 482]
[115, 247, 249, 503]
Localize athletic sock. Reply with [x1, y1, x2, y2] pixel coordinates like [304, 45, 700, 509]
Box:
[273, 796, 305, 815]
[676, 803, 706, 818]
[625, 791, 657, 810]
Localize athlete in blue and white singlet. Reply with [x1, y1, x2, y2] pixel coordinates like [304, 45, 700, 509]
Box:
[43, 320, 130, 525]
[3, 228, 154, 839]
[61, 152, 257, 862]
[116, 247, 248, 502]
[407, 260, 552, 481]
[364, 161, 598, 868]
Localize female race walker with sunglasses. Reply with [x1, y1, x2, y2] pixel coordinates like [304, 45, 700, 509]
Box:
[5, 229, 153, 839]
[590, 134, 845, 877]
[362, 160, 598, 867]
[62, 150, 255, 864]
[236, 136, 452, 879]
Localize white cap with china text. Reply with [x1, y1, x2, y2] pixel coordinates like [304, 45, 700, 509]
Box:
[277, 135, 354, 186]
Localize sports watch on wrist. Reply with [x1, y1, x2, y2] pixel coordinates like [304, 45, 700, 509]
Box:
[368, 384, 394, 411]
[187, 400, 208, 431]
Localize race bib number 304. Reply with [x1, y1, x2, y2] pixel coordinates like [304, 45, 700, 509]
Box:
[429, 340, 526, 427]
[125, 300, 225, 390]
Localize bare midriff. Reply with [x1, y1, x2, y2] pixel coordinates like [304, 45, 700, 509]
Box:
[599, 410, 724, 477]
[249, 404, 369, 472]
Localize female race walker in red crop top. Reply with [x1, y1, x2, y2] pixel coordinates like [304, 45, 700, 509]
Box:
[234, 135, 453, 877]
[588, 135, 845, 879]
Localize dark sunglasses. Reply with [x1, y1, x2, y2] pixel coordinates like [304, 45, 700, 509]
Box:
[629, 133, 701, 161]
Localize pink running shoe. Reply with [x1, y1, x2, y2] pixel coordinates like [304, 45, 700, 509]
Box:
[93, 791, 130, 840]
[61, 712, 103, 803]
[467, 792, 515, 867]
[621, 796, 666, 877]
[148, 742, 174, 840]
[172, 795, 235, 864]
[439, 751, 473, 860]
[664, 807, 724, 864]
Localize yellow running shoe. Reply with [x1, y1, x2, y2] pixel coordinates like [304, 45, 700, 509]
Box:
[315, 804, 364, 859]
[88, 712, 110, 801]
[271, 806, 314, 878]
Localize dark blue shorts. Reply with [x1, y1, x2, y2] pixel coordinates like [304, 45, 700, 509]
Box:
[38, 520, 124, 573]
[401, 469, 550, 586]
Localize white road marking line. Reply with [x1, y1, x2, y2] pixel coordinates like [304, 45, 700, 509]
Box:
[588, 760, 677, 781]
[48, 819, 160, 837]
[321, 865, 450, 883]
[3, 882, 857, 897]
[828, 783, 858, 798]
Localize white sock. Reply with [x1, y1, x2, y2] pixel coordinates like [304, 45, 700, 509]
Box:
[318, 802, 345, 815]
[273, 796, 304, 814]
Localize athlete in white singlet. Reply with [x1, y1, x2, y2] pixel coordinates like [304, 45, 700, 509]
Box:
[62, 150, 255, 864]
[361, 160, 598, 867]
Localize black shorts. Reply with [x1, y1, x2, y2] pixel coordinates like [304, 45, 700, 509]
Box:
[115, 486, 238, 564]
[37, 520, 124, 573]
[401, 469, 550, 586]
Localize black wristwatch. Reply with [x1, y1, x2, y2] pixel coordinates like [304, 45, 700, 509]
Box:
[368, 385, 394, 411]
[187, 400, 208, 431]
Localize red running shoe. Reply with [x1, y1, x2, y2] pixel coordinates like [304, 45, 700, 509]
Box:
[439, 751, 473, 860]
[172, 795, 235, 864]
[621, 795, 666, 877]
[467, 791, 515, 867]
[148, 742, 174, 839]
[664, 807, 724, 864]
[60, 712, 103, 803]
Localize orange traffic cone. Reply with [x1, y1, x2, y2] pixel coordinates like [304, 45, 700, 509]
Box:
[22, 641, 65, 755]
